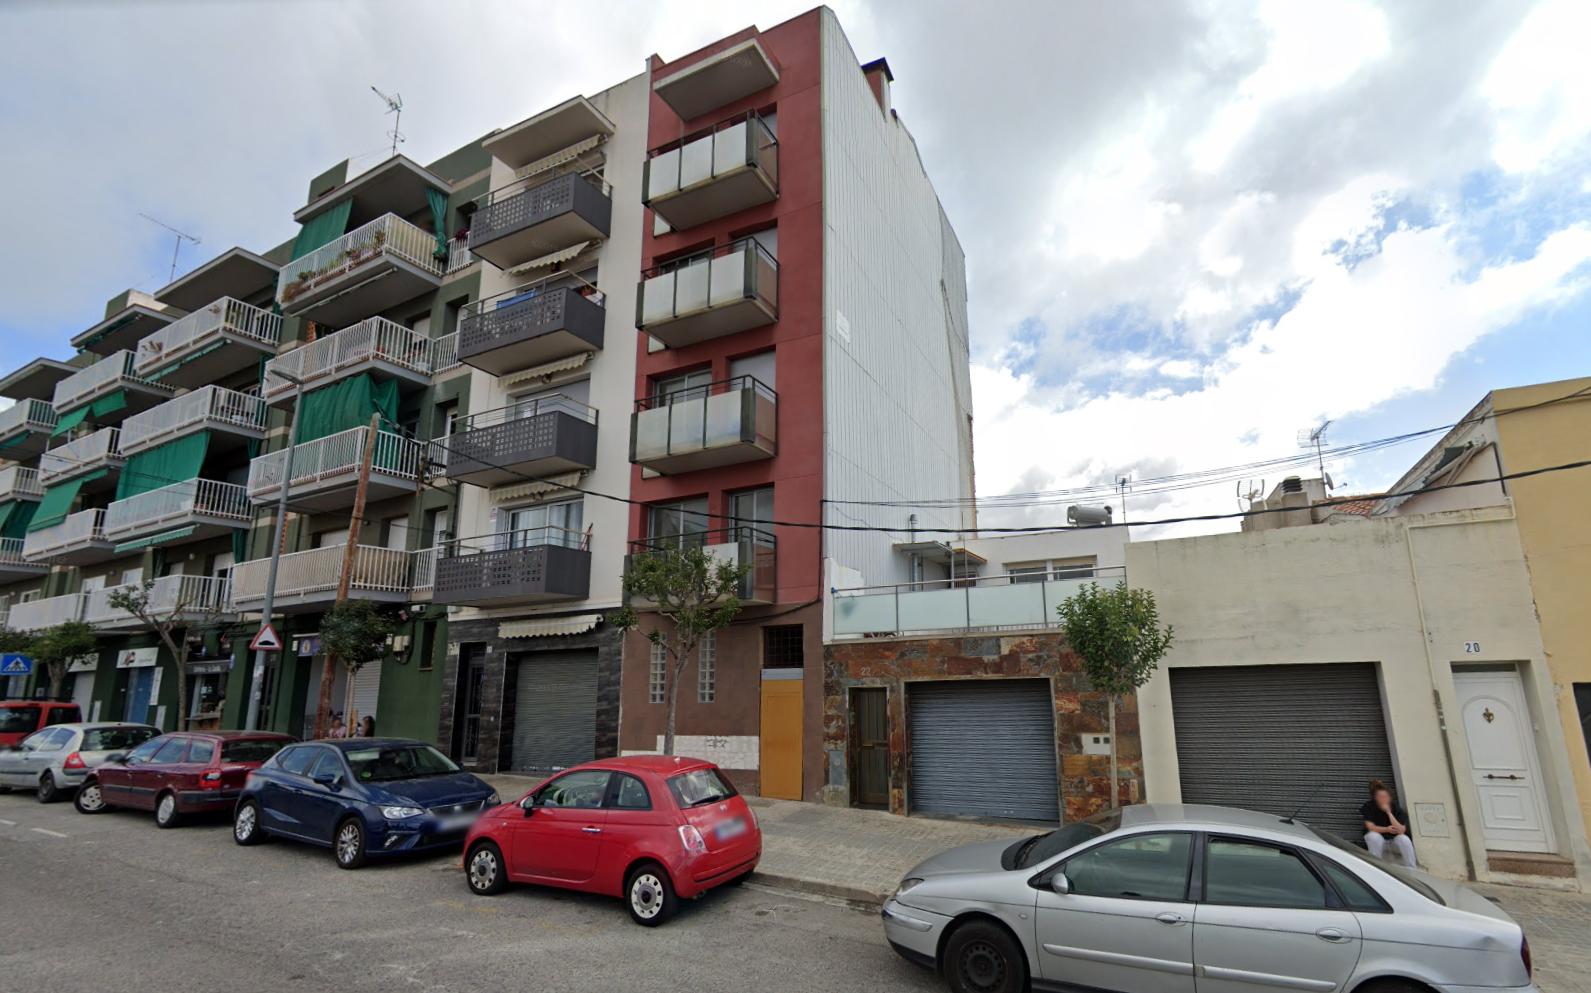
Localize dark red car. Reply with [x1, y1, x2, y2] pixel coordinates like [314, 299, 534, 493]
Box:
[462, 756, 761, 926]
[75, 730, 296, 827]
[0, 701, 82, 748]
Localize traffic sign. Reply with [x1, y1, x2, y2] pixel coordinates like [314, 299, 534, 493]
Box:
[0, 654, 34, 675]
[249, 624, 283, 652]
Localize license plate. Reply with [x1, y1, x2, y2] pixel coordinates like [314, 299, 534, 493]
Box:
[715, 817, 747, 841]
[438, 812, 478, 831]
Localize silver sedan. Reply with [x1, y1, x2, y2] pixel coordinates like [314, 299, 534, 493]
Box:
[882, 804, 1536, 993]
[0, 723, 158, 803]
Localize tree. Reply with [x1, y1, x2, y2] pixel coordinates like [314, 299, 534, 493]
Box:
[23, 621, 97, 701]
[107, 580, 224, 730]
[613, 545, 750, 756]
[318, 600, 396, 733]
[1056, 580, 1174, 809]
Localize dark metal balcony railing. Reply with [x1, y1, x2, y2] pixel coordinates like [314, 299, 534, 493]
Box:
[467, 171, 613, 265]
[433, 525, 593, 605]
[457, 273, 607, 374]
[444, 394, 600, 486]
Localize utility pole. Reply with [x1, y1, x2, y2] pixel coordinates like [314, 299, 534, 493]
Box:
[313, 412, 381, 739]
[244, 373, 305, 731]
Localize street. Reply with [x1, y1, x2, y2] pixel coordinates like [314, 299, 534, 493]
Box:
[0, 793, 935, 993]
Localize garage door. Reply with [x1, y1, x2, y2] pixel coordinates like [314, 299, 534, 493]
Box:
[908, 679, 1059, 821]
[511, 650, 598, 773]
[1170, 663, 1396, 840]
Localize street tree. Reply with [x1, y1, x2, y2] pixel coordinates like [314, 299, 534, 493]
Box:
[107, 580, 224, 730]
[24, 621, 98, 701]
[317, 599, 396, 733]
[1056, 580, 1174, 809]
[614, 545, 750, 756]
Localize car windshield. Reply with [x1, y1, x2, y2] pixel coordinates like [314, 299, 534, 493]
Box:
[667, 768, 738, 808]
[83, 727, 156, 752]
[221, 739, 288, 763]
[345, 744, 459, 783]
[1308, 825, 1445, 905]
[0, 707, 41, 733]
[1007, 808, 1124, 870]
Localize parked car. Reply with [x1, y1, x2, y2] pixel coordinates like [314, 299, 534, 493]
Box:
[462, 756, 761, 926]
[0, 723, 157, 802]
[232, 737, 499, 870]
[0, 701, 82, 748]
[76, 730, 295, 826]
[882, 803, 1537, 993]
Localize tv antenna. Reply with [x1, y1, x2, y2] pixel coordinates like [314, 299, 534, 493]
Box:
[1237, 479, 1266, 512]
[1297, 420, 1331, 480]
[138, 213, 201, 283]
[371, 86, 405, 157]
[1115, 473, 1133, 530]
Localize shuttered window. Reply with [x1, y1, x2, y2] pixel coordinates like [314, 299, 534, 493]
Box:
[908, 679, 1059, 822]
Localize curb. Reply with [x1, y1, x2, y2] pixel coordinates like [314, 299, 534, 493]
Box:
[751, 870, 890, 909]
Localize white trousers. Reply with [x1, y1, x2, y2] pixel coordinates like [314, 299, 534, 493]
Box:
[1365, 831, 1416, 867]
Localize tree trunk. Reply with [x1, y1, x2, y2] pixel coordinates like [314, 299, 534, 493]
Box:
[663, 642, 692, 756]
[1108, 694, 1118, 810]
[49, 663, 68, 701]
[317, 413, 380, 739]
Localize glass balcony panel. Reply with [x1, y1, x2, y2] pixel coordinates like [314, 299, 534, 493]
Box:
[967, 582, 1046, 628]
[898, 588, 970, 632]
[833, 591, 898, 635]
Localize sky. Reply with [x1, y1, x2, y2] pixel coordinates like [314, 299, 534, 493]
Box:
[2, 0, 1589, 538]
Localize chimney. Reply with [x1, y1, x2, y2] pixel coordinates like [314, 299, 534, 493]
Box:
[861, 57, 893, 113]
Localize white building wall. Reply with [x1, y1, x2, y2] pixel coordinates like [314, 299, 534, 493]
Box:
[960, 527, 1128, 576]
[819, 9, 975, 590]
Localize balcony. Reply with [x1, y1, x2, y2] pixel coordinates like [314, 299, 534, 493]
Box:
[630, 375, 776, 475]
[6, 592, 82, 631]
[246, 426, 443, 512]
[133, 297, 283, 387]
[0, 537, 47, 583]
[468, 172, 613, 270]
[81, 574, 234, 631]
[263, 317, 439, 406]
[118, 386, 267, 457]
[0, 399, 59, 457]
[626, 527, 775, 605]
[832, 567, 1129, 639]
[652, 38, 780, 122]
[22, 508, 115, 566]
[52, 351, 176, 426]
[434, 526, 592, 607]
[458, 275, 607, 376]
[636, 240, 778, 348]
[431, 331, 462, 378]
[229, 544, 422, 613]
[276, 214, 446, 326]
[644, 111, 778, 231]
[0, 466, 43, 504]
[39, 428, 124, 490]
[445, 394, 599, 488]
[103, 479, 251, 548]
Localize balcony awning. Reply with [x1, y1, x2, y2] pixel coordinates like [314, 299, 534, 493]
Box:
[491, 470, 585, 503]
[0, 434, 24, 451]
[51, 406, 90, 437]
[499, 613, 601, 639]
[291, 199, 352, 261]
[145, 340, 227, 382]
[90, 390, 128, 419]
[115, 526, 196, 553]
[117, 431, 208, 501]
[0, 500, 35, 538]
[514, 135, 604, 183]
[28, 471, 104, 532]
[500, 351, 591, 388]
[503, 240, 591, 277]
[298, 372, 399, 443]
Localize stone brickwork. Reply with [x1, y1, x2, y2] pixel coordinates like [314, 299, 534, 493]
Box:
[823, 633, 1143, 821]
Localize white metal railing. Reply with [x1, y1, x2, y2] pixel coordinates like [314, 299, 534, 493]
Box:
[447, 239, 476, 273]
[0, 398, 58, 438]
[119, 386, 266, 454]
[103, 479, 250, 540]
[229, 545, 418, 606]
[412, 546, 437, 592]
[82, 574, 232, 627]
[246, 426, 437, 500]
[22, 508, 109, 561]
[40, 428, 123, 485]
[263, 316, 437, 401]
[0, 466, 43, 502]
[0, 537, 42, 570]
[134, 297, 283, 377]
[7, 593, 83, 631]
[277, 213, 443, 308]
[832, 567, 1128, 637]
[53, 351, 166, 412]
[432, 332, 460, 375]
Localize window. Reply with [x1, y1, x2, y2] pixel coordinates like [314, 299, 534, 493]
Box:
[1062, 832, 1192, 901]
[649, 634, 667, 704]
[437, 402, 459, 440]
[83, 726, 156, 752]
[210, 552, 235, 585]
[609, 773, 653, 810]
[1307, 826, 1444, 905]
[667, 768, 738, 808]
[277, 747, 314, 776]
[655, 369, 712, 404]
[729, 349, 776, 391]
[1315, 858, 1389, 912]
[729, 486, 774, 540]
[763, 625, 804, 670]
[344, 743, 458, 783]
[1205, 839, 1327, 909]
[504, 499, 584, 549]
[650, 498, 709, 547]
[1006, 558, 1096, 583]
[512, 380, 590, 417]
[698, 631, 716, 703]
[309, 750, 344, 782]
[24, 728, 70, 752]
[186, 739, 216, 765]
[0, 706, 40, 734]
[1008, 564, 1049, 585]
[45, 705, 80, 726]
[384, 515, 410, 551]
[534, 769, 611, 808]
[1575, 684, 1591, 770]
[123, 738, 164, 765]
[316, 528, 351, 550]
[222, 738, 287, 763]
[149, 738, 190, 765]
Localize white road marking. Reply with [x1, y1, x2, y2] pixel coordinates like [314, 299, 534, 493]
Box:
[30, 828, 68, 838]
[0, 819, 16, 826]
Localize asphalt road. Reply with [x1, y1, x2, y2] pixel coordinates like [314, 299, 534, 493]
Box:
[0, 791, 940, 993]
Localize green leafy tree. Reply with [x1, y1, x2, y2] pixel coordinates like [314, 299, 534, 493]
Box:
[108, 580, 224, 729]
[318, 600, 396, 733]
[27, 621, 99, 702]
[614, 545, 750, 756]
[1057, 581, 1174, 809]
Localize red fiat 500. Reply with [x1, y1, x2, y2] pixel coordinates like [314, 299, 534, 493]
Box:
[462, 756, 761, 925]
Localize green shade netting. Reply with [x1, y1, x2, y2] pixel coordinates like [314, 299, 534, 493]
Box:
[89, 390, 127, 419]
[290, 199, 353, 262]
[116, 431, 209, 501]
[295, 373, 398, 443]
[425, 187, 450, 260]
[0, 501, 37, 539]
[28, 475, 93, 532]
[0, 502, 16, 537]
[146, 341, 226, 382]
[51, 406, 90, 437]
[0, 434, 23, 451]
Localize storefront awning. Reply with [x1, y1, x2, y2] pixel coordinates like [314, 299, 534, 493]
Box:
[499, 614, 601, 639]
[114, 526, 196, 553]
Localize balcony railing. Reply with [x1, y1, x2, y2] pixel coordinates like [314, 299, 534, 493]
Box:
[636, 238, 778, 348]
[118, 386, 267, 456]
[22, 508, 111, 563]
[832, 567, 1129, 638]
[6, 593, 83, 631]
[277, 213, 444, 310]
[627, 526, 775, 604]
[0, 537, 47, 576]
[263, 317, 439, 402]
[445, 393, 599, 487]
[229, 544, 422, 611]
[630, 375, 776, 475]
[432, 332, 461, 376]
[458, 274, 606, 375]
[412, 546, 437, 593]
[246, 426, 442, 503]
[447, 238, 477, 273]
[0, 466, 43, 502]
[53, 351, 173, 414]
[644, 111, 778, 230]
[467, 171, 613, 269]
[82, 574, 232, 629]
[39, 428, 124, 487]
[103, 479, 251, 542]
[0, 399, 57, 440]
[434, 525, 592, 606]
[134, 297, 282, 380]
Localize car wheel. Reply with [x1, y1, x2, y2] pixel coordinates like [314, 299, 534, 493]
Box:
[154, 792, 182, 829]
[335, 818, 368, 870]
[466, 842, 508, 895]
[944, 920, 1027, 993]
[36, 772, 60, 804]
[625, 863, 679, 926]
[74, 780, 107, 814]
[234, 799, 268, 846]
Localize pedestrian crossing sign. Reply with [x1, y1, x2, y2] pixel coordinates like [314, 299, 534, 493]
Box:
[0, 654, 33, 675]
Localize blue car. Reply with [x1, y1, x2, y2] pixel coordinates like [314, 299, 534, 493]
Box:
[233, 737, 500, 869]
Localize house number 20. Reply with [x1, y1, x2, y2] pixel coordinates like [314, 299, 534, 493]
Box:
[1464, 642, 1481, 654]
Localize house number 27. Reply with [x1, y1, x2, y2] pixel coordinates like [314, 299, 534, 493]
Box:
[1464, 642, 1481, 654]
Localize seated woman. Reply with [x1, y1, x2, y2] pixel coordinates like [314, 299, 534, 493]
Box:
[1360, 779, 1416, 867]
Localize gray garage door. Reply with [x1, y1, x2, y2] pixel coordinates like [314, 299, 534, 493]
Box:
[511, 650, 598, 773]
[1170, 663, 1397, 840]
[908, 679, 1059, 822]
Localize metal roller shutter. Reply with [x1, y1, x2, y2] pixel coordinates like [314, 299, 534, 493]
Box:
[350, 659, 381, 724]
[908, 679, 1059, 821]
[511, 650, 598, 773]
[1170, 663, 1396, 840]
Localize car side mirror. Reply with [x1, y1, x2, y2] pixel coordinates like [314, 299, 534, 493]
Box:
[1051, 872, 1071, 896]
[312, 771, 340, 788]
[521, 797, 536, 818]
[106, 752, 126, 763]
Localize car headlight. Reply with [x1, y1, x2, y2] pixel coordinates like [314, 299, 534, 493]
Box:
[895, 877, 924, 898]
[485, 792, 501, 807]
[381, 806, 424, 820]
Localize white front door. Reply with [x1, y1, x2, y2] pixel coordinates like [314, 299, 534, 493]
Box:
[1454, 669, 1555, 853]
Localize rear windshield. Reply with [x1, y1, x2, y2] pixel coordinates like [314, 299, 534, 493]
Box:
[84, 727, 157, 752]
[0, 706, 41, 733]
[667, 768, 738, 808]
[1308, 826, 1445, 905]
[1006, 808, 1124, 870]
[221, 739, 289, 764]
[344, 744, 458, 783]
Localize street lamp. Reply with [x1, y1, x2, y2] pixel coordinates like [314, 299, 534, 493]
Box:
[244, 370, 305, 731]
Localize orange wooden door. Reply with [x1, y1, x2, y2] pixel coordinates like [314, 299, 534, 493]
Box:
[759, 678, 803, 800]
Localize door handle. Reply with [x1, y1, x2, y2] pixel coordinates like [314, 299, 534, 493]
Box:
[1155, 913, 1186, 926]
[1316, 928, 1349, 942]
[581, 826, 602, 834]
[1483, 774, 1523, 781]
